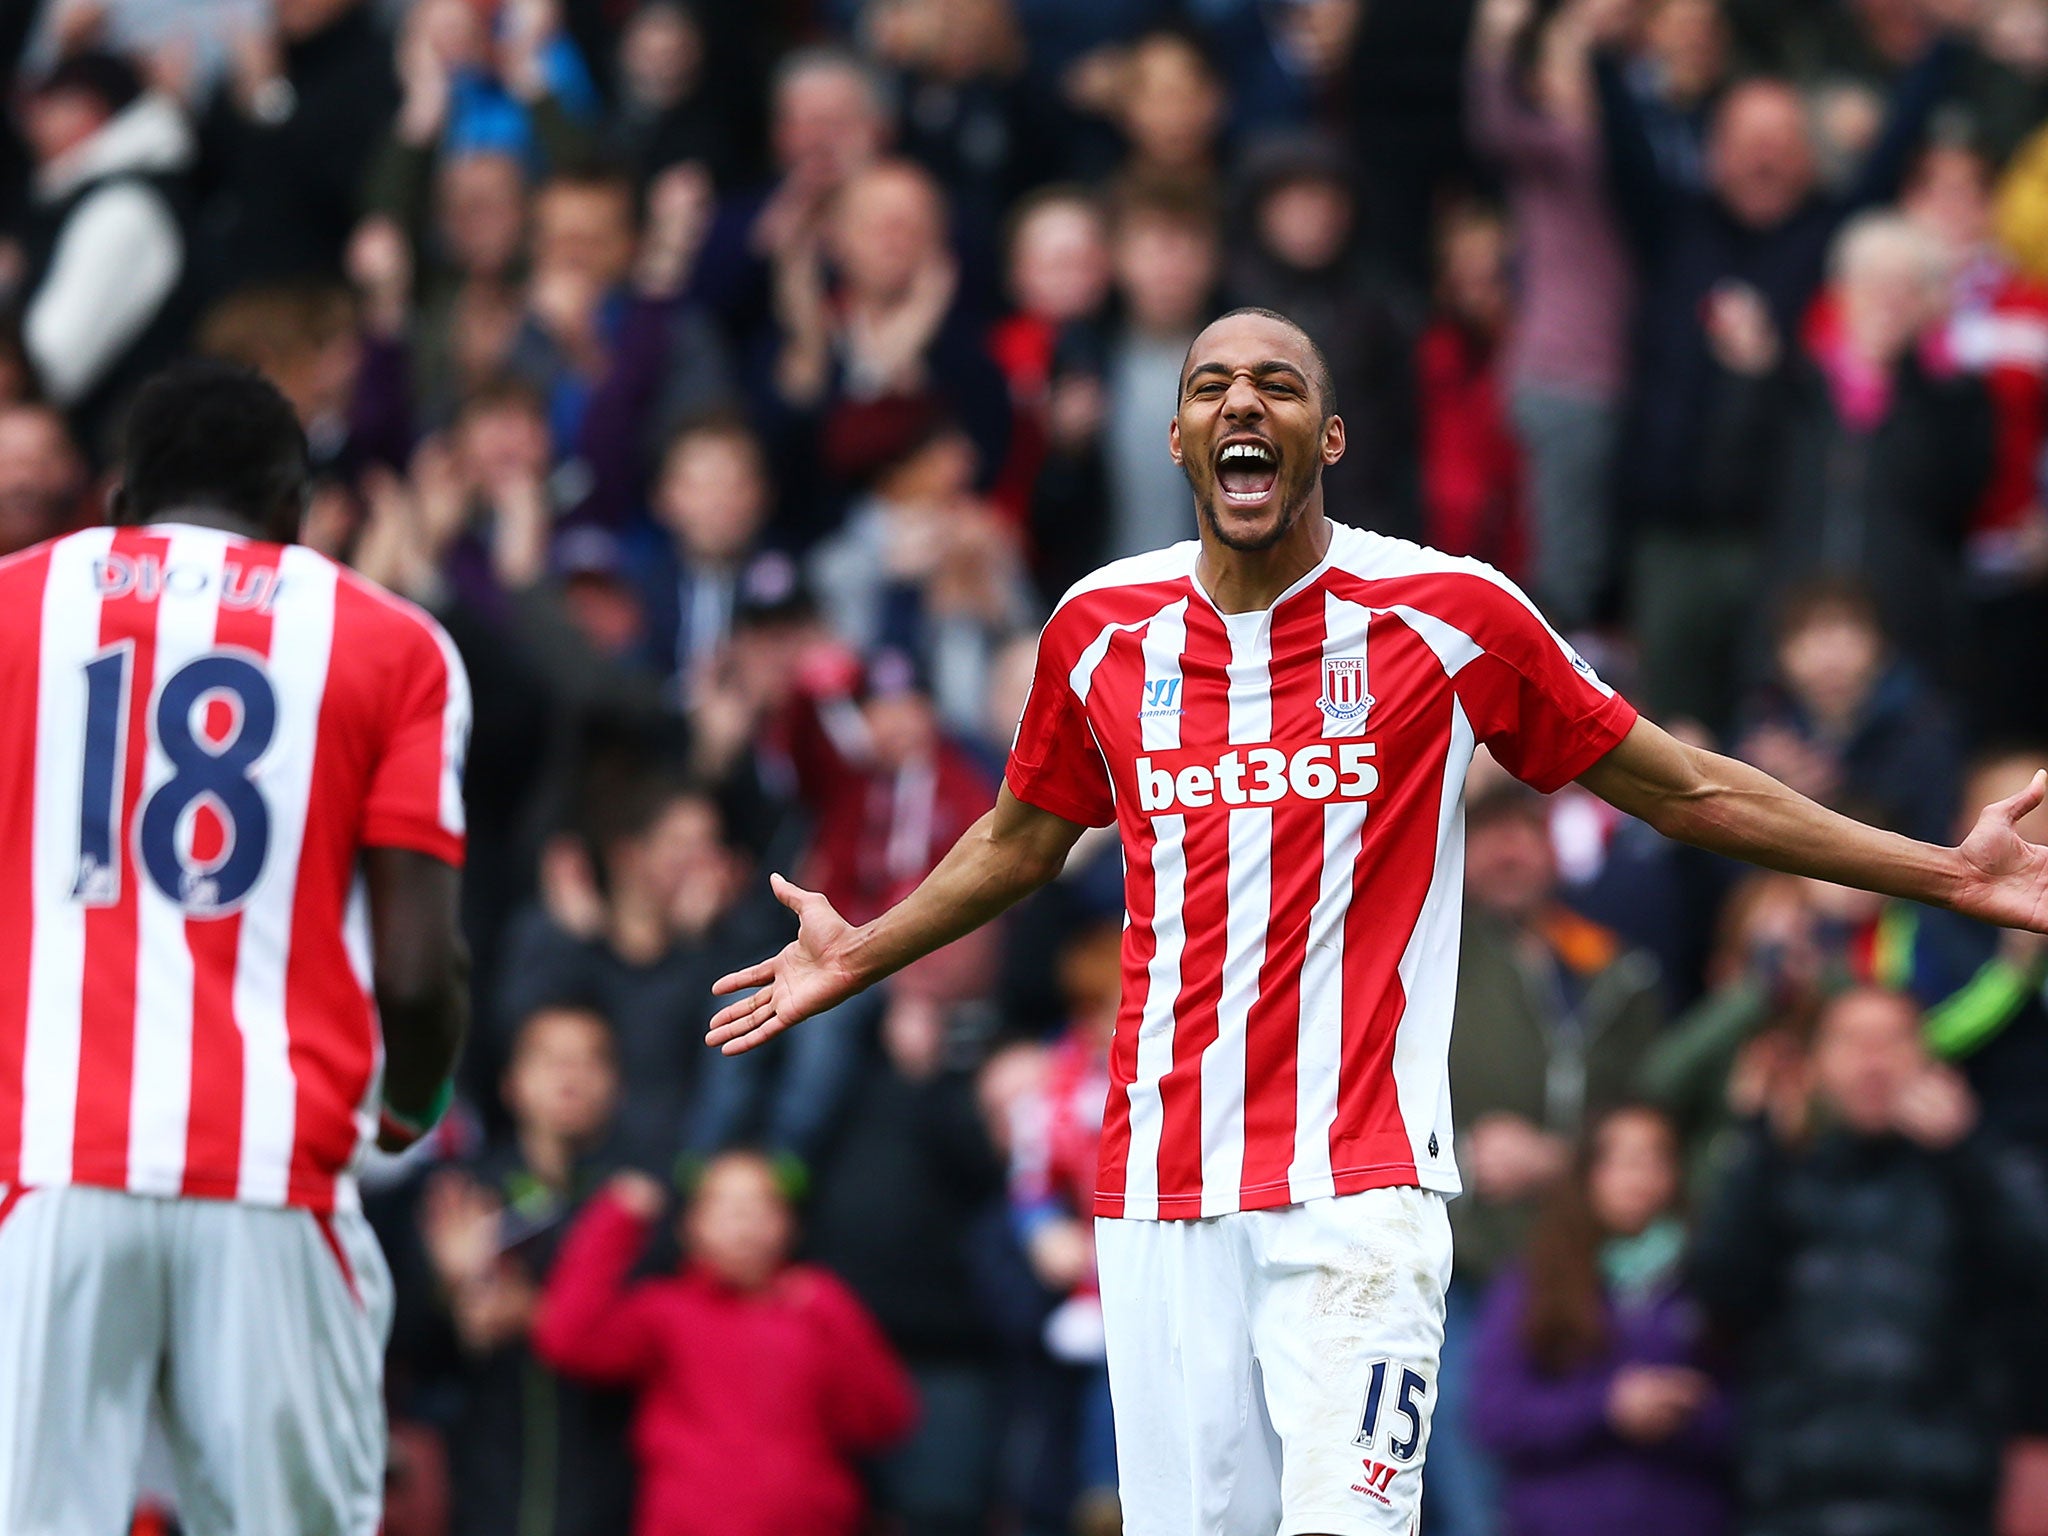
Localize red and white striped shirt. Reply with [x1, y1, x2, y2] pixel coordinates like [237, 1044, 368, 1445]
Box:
[0, 524, 470, 1214]
[1006, 524, 1636, 1220]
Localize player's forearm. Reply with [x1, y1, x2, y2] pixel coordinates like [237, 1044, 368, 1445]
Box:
[365, 848, 471, 1128]
[839, 808, 1066, 990]
[379, 942, 470, 1120]
[1644, 746, 1965, 908]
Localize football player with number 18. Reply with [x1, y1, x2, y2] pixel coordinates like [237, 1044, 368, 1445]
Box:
[0, 362, 470, 1536]
[709, 308, 2048, 1536]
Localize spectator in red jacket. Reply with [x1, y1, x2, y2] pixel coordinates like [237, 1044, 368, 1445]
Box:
[1417, 199, 1528, 582]
[986, 186, 1113, 535]
[533, 1151, 918, 1536]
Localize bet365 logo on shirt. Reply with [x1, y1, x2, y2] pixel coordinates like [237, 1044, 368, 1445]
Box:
[1135, 742, 1378, 812]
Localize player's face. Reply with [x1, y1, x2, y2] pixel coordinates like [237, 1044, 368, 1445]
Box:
[1171, 315, 1341, 553]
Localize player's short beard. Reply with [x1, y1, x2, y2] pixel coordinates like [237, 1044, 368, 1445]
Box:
[1193, 460, 1319, 552]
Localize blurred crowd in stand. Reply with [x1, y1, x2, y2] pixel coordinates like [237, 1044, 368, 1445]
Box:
[9, 0, 2048, 1532]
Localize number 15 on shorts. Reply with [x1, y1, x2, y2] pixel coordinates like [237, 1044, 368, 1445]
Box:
[1354, 1359, 1429, 1460]
[1352, 1360, 1430, 1507]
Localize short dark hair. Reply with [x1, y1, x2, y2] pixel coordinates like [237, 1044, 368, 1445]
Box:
[1184, 306, 1339, 419]
[536, 162, 638, 216]
[1465, 778, 1548, 833]
[577, 764, 717, 855]
[458, 373, 549, 425]
[664, 406, 764, 465]
[511, 999, 617, 1063]
[117, 360, 310, 541]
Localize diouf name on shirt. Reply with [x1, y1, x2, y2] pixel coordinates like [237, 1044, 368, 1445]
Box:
[92, 554, 281, 612]
[1134, 741, 1379, 813]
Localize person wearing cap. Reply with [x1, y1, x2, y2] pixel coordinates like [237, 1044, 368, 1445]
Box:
[15, 49, 195, 455]
[550, 524, 658, 669]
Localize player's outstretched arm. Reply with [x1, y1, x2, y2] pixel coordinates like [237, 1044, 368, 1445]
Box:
[366, 847, 471, 1148]
[1579, 717, 2048, 933]
[707, 786, 1088, 1056]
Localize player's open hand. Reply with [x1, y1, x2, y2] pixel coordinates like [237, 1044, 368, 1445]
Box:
[1951, 770, 2048, 934]
[706, 875, 861, 1055]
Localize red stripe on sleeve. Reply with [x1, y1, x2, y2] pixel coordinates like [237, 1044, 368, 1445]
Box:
[351, 579, 464, 864]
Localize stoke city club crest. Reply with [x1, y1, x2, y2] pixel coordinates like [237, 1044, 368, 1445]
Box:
[1318, 656, 1373, 722]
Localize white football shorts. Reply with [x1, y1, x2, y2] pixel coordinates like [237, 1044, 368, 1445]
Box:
[1097, 1184, 1452, 1536]
[0, 1182, 392, 1536]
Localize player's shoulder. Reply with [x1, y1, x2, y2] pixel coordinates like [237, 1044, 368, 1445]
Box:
[322, 560, 472, 724]
[1329, 526, 1613, 689]
[1325, 524, 1542, 624]
[1046, 542, 1200, 627]
[0, 525, 104, 580]
[327, 559, 463, 666]
[1325, 523, 1511, 590]
[0, 528, 106, 636]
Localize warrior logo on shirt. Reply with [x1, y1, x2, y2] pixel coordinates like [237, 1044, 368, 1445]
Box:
[1140, 677, 1183, 718]
[1318, 656, 1372, 721]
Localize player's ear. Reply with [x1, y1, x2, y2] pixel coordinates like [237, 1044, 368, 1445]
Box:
[1321, 413, 1346, 466]
[1168, 414, 1183, 467]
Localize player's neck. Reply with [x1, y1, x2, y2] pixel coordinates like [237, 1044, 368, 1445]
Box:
[1194, 504, 1333, 614]
[141, 506, 267, 541]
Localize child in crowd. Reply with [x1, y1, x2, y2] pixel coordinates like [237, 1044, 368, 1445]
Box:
[533, 1150, 918, 1536]
[1734, 579, 1962, 846]
[1470, 1105, 1732, 1536]
[420, 1001, 637, 1536]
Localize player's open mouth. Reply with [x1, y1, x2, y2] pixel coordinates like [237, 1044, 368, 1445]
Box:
[1215, 438, 1279, 507]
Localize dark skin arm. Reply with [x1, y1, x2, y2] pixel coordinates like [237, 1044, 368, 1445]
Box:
[365, 846, 469, 1146]
[707, 786, 1087, 1054]
[710, 694, 2048, 1056]
[1581, 718, 2048, 930]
